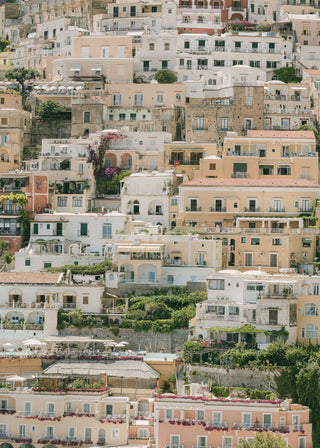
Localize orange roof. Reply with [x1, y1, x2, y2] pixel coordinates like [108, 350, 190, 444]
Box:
[247, 130, 315, 139]
[0, 272, 62, 284]
[304, 69, 320, 75]
[181, 178, 320, 188]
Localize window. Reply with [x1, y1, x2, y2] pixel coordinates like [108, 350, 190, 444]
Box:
[47, 426, 54, 439]
[80, 223, 88, 236]
[197, 436, 207, 448]
[102, 46, 109, 58]
[57, 197, 67, 207]
[263, 414, 272, 429]
[184, 41, 190, 49]
[25, 259, 31, 266]
[134, 94, 143, 106]
[242, 413, 251, 428]
[303, 238, 312, 248]
[250, 60, 260, 68]
[83, 111, 90, 123]
[138, 429, 150, 439]
[223, 438, 232, 448]
[1, 118, 7, 125]
[0, 424, 8, 436]
[106, 404, 113, 416]
[84, 428, 92, 443]
[130, 113, 137, 121]
[44, 262, 52, 269]
[83, 403, 90, 413]
[176, 93, 181, 102]
[302, 303, 318, 316]
[157, 94, 164, 104]
[196, 117, 204, 130]
[68, 428, 76, 441]
[162, 60, 168, 69]
[72, 197, 83, 208]
[164, 43, 170, 50]
[165, 409, 173, 420]
[251, 238, 260, 246]
[229, 306, 239, 317]
[197, 410, 204, 421]
[269, 309, 278, 325]
[33, 223, 39, 234]
[212, 412, 222, 426]
[209, 279, 224, 290]
[119, 113, 126, 120]
[103, 222, 112, 238]
[113, 94, 121, 106]
[171, 198, 178, 206]
[267, 61, 277, 69]
[47, 403, 55, 416]
[246, 97, 253, 106]
[221, 118, 228, 130]
[83, 296, 89, 305]
[0, 98, 4, 105]
[272, 238, 281, 246]
[241, 237, 246, 243]
[299, 438, 306, 448]
[209, 163, 216, 170]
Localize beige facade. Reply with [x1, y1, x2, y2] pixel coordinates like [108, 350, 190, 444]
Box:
[185, 85, 264, 144]
[196, 130, 318, 183]
[297, 294, 320, 345]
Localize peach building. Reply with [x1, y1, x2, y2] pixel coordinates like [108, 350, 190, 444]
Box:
[195, 130, 318, 183]
[155, 395, 312, 448]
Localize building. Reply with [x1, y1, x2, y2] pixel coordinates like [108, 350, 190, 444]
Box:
[154, 394, 312, 448]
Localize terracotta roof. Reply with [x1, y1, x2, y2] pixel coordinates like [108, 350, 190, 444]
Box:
[305, 69, 320, 75]
[0, 272, 62, 284]
[247, 130, 315, 139]
[181, 178, 320, 188]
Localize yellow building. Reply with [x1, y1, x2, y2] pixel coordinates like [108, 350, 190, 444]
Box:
[164, 142, 218, 180]
[0, 51, 14, 79]
[297, 295, 320, 345]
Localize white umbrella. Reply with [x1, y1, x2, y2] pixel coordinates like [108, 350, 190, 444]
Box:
[3, 342, 14, 350]
[107, 341, 117, 347]
[75, 86, 83, 90]
[6, 375, 28, 382]
[66, 86, 74, 90]
[120, 341, 129, 345]
[58, 85, 66, 90]
[23, 338, 46, 347]
[41, 85, 48, 90]
[34, 85, 42, 90]
[48, 86, 56, 91]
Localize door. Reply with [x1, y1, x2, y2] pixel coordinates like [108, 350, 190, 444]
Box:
[269, 310, 278, 325]
[84, 428, 92, 443]
[24, 402, 31, 416]
[242, 413, 251, 428]
[190, 199, 198, 211]
[47, 403, 55, 416]
[293, 415, 300, 430]
[18, 425, 26, 437]
[148, 271, 156, 282]
[213, 412, 221, 426]
[197, 436, 207, 448]
[273, 200, 282, 212]
[249, 200, 256, 212]
[106, 404, 113, 416]
[302, 199, 310, 212]
[170, 435, 180, 448]
[270, 253, 278, 267]
[56, 222, 63, 236]
[215, 199, 222, 212]
[263, 414, 272, 429]
[245, 253, 253, 267]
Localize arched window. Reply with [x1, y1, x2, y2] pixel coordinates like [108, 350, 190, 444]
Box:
[302, 303, 318, 316]
[301, 324, 318, 339]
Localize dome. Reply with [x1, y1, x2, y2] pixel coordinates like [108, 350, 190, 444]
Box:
[219, 269, 242, 275]
[242, 270, 269, 277]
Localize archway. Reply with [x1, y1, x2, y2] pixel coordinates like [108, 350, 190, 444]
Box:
[104, 153, 117, 168]
[119, 263, 135, 282]
[20, 444, 36, 448]
[5, 310, 24, 323]
[126, 200, 140, 215]
[0, 443, 14, 448]
[121, 153, 132, 170]
[148, 199, 163, 216]
[27, 311, 45, 325]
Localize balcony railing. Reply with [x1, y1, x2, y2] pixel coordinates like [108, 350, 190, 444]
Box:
[232, 172, 248, 178]
[244, 207, 260, 212]
[269, 208, 285, 213]
[169, 160, 201, 165]
[185, 206, 201, 212]
[16, 411, 38, 417]
[210, 207, 226, 212]
[63, 303, 76, 309]
[39, 412, 60, 418]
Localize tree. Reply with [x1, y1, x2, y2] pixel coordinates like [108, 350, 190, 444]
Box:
[299, 124, 319, 140]
[155, 69, 177, 84]
[37, 100, 71, 120]
[236, 434, 287, 448]
[0, 40, 9, 52]
[272, 65, 302, 83]
[5, 67, 39, 92]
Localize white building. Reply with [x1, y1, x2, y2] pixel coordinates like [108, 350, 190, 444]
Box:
[120, 172, 181, 228]
[14, 212, 128, 271]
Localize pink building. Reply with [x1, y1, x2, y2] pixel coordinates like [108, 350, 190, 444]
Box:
[155, 395, 312, 448]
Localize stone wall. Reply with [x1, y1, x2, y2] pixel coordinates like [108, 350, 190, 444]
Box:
[60, 327, 189, 352]
[186, 365, 278, 392]
[107, 281, 205, 298]
[31, 118, 71, 146]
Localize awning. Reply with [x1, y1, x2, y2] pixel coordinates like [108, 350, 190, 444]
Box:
[146, 246, 162, 252]
[127, 31, 144, 36]
[291, 86, 307, 90]
[70, 65, 81, 71]
[91, 64, 102, 71]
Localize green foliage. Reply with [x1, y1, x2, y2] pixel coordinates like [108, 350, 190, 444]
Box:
[0, 193, 28, 206]
[236, 434, 287, 448]
[208, 384, 276, 400]
[0, 40, 9, 52]
[183, 340, 203, 364]
[0, 240, 9, 256]
[122, 291, 207, 333]
[5, 67, 40, 92]
[109, 326, 119, 337]
[37, 100, 71, 120]
[299, 124, 319, 140]
[60, 159, 70, 170]
[96, 171, 131, 195]
[154, 69, 177, 84]
[4, 252, 12, 264]
[47, 260, 112, 275]
[168, 374, 176, 384]
[20, 210, 30, 242]
[272, 65, 302, 83]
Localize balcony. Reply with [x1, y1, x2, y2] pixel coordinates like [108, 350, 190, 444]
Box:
[185, 206, 201, 212]
[63, 303, 76, 309]
[11, 435, 32, 443]
[269, 208, 285, 213]
[269, 320, 279, 325]
[148, 211, 163, 215]
[244, 207, 260, 212]
[39, 412, 60, 419]
[16, 411, 38, 417]
[299, 208, 312, 214]
[169, 160, 201, 165]
[210, 207, 226, 212]
[232, 172, 248, 178]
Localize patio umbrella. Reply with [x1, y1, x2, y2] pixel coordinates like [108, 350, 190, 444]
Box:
[66, 86, 74, 90]
[23, 338, 46, 347]
[6, 375, 28, 382]
[48, 86, 57, 91]
[120, 341, 129, 345]
[3, 342, 14, 350]
[58, 85, 66, 90]
[75, 85, 83, 90]
[34, 85, 42, 90]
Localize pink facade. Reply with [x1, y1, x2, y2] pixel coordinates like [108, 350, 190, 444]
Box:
[155, 396, 312, 448]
